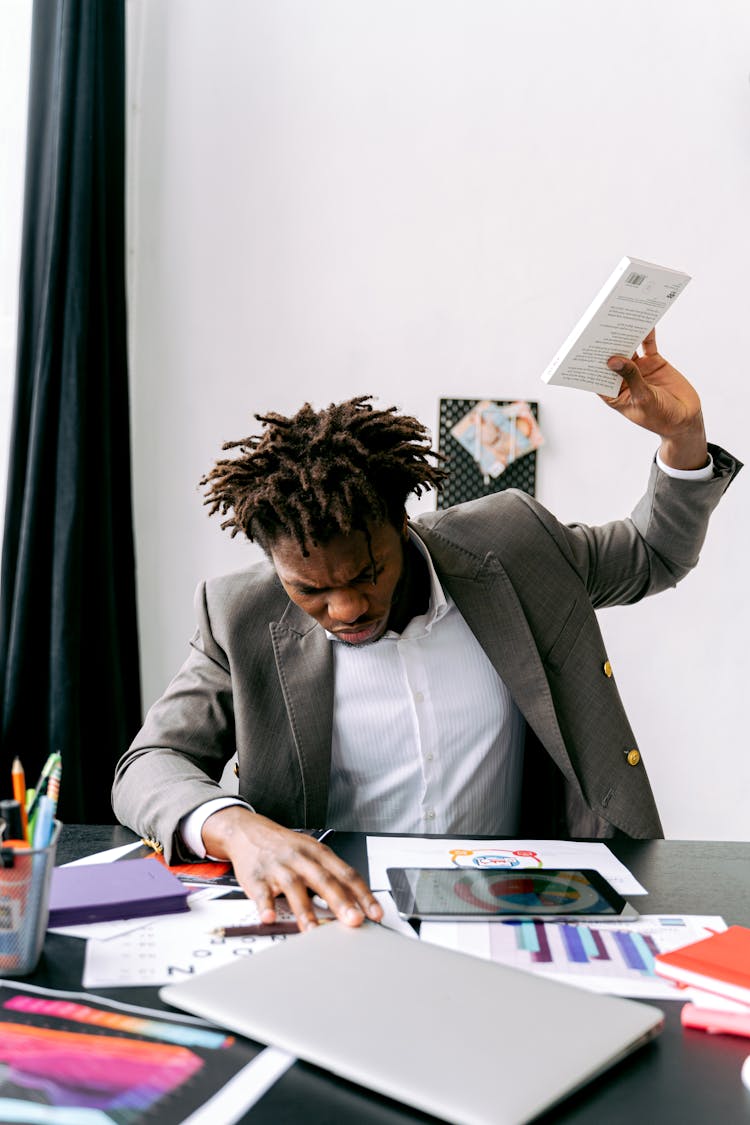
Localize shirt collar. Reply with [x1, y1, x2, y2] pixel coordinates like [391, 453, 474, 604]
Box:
[405, 527, 450, 630]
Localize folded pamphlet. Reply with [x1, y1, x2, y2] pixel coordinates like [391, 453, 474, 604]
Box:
[541, 256, 691, 395]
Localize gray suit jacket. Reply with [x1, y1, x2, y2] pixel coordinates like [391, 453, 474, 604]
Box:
[112, 445, 740, 860]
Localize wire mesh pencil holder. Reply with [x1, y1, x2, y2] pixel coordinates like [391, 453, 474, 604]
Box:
[0, 820, 61, 976]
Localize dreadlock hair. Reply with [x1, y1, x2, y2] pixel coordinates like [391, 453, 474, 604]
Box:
[200, 395, 448, 555]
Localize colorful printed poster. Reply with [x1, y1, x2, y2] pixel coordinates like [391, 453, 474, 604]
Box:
[0, 981, 293, 1124]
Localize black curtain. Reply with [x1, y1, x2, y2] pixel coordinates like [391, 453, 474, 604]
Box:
[0, 0, 141, 822]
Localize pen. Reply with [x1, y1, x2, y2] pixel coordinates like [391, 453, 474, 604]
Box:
[32, 794, 55, 849]
[11, 758, 28, 842]
[46, 758, 62, 815]
[26, 751, 61, 819]
[211, 919, 335, 938]
[25, 789, 37, 842]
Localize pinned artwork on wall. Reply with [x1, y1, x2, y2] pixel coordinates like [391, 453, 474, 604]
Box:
[437, 399, 543, 509]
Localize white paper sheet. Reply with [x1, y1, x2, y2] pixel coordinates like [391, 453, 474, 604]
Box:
[419, 914, 727, 1000]
[49, 886, 231, 941]
[374, 889, 418, 939]
[366, 836, 647, 895]
[82, 893, 413, 988]
[63, 840, 146, 865]
[83, 898, 299, 988]
[180, 1047, 296, 1125]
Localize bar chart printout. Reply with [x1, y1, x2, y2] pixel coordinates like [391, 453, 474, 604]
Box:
[420, 916, 727, 999]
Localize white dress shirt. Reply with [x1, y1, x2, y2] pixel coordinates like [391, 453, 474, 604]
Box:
[325, 530, 525, 833]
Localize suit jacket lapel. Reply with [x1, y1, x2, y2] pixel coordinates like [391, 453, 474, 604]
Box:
[270, 601, 333, 826]
[421, 529, 578, 786]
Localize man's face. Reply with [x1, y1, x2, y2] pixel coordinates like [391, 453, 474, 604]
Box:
[270, 520, 406, 646]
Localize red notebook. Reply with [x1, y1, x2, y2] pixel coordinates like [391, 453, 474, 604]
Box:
[654, 926, 750, 1006]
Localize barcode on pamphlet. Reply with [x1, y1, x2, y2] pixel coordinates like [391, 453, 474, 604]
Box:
[625, 272, 646, 286]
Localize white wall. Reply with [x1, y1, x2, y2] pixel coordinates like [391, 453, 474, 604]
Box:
[126, 0, 750, 840]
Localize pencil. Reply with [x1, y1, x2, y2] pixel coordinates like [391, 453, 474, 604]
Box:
[11, 758, 28, 842]
[211, 919, 334, 938]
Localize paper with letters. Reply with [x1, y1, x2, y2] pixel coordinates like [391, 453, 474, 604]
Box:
[82, 898, 299, 988]
[82, 891, 413, 988]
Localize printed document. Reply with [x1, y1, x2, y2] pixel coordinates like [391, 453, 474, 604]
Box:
[541, 256, 690, 395]
[365, 836, 647, 896]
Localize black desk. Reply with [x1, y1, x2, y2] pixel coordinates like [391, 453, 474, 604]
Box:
[32, 828, 750, 1123]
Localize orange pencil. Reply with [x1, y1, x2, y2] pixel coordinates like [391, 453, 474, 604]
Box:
[11, 757, 29, 842]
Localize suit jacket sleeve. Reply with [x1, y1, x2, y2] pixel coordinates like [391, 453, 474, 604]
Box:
[520, 443, 740, 609]
[111, 579, 240, 861]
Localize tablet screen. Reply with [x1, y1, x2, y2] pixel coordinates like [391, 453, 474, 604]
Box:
[386, 867, 628, 918]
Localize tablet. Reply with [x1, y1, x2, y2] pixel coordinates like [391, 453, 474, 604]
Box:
[386, 866, 639, 921]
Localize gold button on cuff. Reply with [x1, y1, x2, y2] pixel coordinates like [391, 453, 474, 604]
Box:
[233, 762, 240, 778]
[626, 749, 641, 767]
[603, 660, 613, 678]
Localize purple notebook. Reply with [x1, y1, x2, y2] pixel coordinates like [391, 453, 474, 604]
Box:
[48, 858, 191, 927]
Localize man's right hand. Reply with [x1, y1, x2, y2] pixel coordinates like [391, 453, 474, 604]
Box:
[601, 329, 708, 470]
[201, 805, 383, 931]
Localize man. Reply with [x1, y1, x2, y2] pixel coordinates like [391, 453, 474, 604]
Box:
[112, 331, 740, 931]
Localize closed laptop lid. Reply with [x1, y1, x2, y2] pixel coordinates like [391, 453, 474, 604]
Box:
[160, 919, 663, 1125]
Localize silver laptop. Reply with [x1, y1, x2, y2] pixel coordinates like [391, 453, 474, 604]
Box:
[160, 920, 663, 1125]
